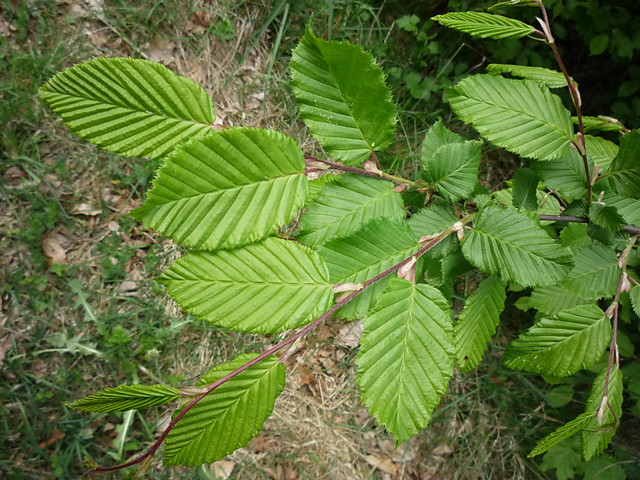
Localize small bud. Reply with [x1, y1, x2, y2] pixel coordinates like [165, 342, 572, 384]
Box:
[597, 395, 608, 425]
[621, 273, 631, 293]
[452, 221, 465, 241]
[393, 184, 407, 193]
[398, 256, 417, 283]
[363, 159, 382, 175]
[179, 386, 209, 396]
[605, 303, 616, 319]
[592, 163, 600, 183]
[419, 233, 439, 244]
[304, 158, 331, 170]
[333, 282, 364, 294]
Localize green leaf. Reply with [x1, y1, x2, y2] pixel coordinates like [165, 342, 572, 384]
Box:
[492, 188, 562, 219]
[158, 238, 334, 334]
[561, 244, 620, 300]
[487, 63, 568, 88]
[40, 58, 214, 159]
[578, 116, 624, 134]
[421, 120, 465, 164]
[589, 34, 609, 55]
[504, 304, 611, 377]
[583, 455, 626, 480]
[585, 135, 618, 172]
[447, 75, 573, 161]
[421, 141, 481, 201]
[461, 206, 574, 287]
[631, 285, 640, 316]
[603, 130, 640, 197]
[529, 411, 597, 457]
[540, 436, 583, 480]
[560, 223, 594, 252]
[589, 202, 625, 232]
[432, 12, 534, 39]
[408, 203, 458, 258]
[546, 385, 574, 408]
[68, 384, 179, 413]
[455, 276, 506, 373]
[165, 354, 285, 466]
[357, 278, 454, 443]
[298, 174, 404, 246]
[320, 218, 419, 320]
[290, 28, 397, 165]
[529, 285, 589, 316]
[582, 366, 623, 460]
[132, 128, 308, 251]
[603, 191, 640, 227]
[531, 150, 587, 201]
[512, 168, 539, 211]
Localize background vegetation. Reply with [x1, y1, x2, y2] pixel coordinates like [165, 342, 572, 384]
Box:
[1, 0, 638, 478]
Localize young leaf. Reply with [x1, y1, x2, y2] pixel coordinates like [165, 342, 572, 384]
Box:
[164, 354, 285, 466]
[602, 129, 640, 197]
[421, 120, 465, 164]
[486, 63, 568, 88]
[298, 174, 404, 246]
[68, 384, 180, 413]
[158, 238, 334, 334]
[408, 203, 458, 258]
[132, 128, 308, 251]
[319, 218, 420, 320]
[492, 188, 562, 219]
[582, 366, 623, 461]
[578, 116, 625, 134]
[290, 28, 397, 165]
[529, 285, 589, 316]
[455, 276, 507, 373]
[528, 411, 597, 458]
[447, 75, 573, 161]
[40, 58, 214, 159]
[504, 304, 611, 377]
[461, 206, 574, 287]
[561, 244, 621, 300]
[531, 150, 588, 201]
[512, 168, 539, 211]
[357, 278, 454, 443]
[432, 12, 534, 39]
[421, 141, 481, 201]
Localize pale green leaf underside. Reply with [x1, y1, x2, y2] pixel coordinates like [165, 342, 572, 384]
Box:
[487, 63, 568, 88]
[357, 278, 454, 443]
[528, 411, 597, 458]
[159, 238, 334, 333]
[40, 58, 214, 158]
[582, 366, 623, 460]
[165, 354, 285, 466]
[461, 206, 573, 287]
[529, 284, 589, 316]
[504, 304, 611, 377]
[290, 28, 397, 165]
[421, 141, 481, 201]
[320, 218, 419, 320]
[455, 276, 506, 373]
[448, 75, 573, 161]
[298, 174, 404, 246]
[132, 128, 308, 251]
[432, 12, 534, 39]
[68, 384, 179, 413]
[561, 244, 620, 300]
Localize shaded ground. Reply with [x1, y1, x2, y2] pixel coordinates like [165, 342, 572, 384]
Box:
[1, 1, 568, 479]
